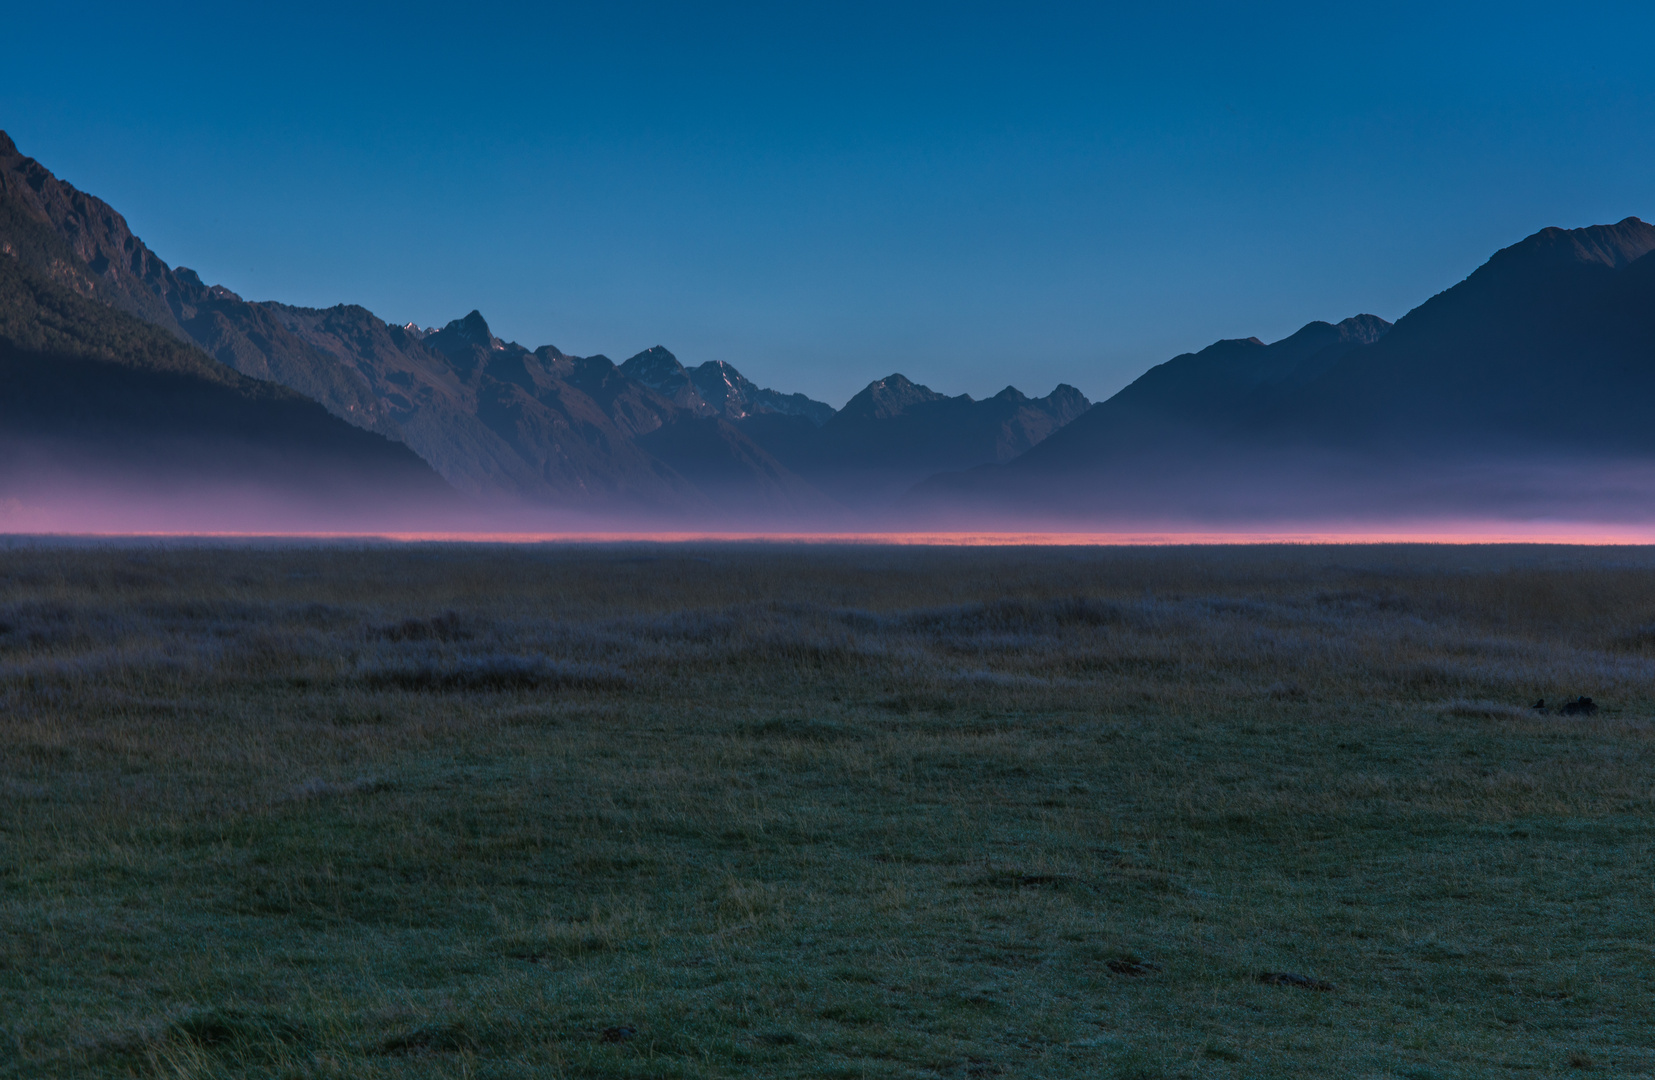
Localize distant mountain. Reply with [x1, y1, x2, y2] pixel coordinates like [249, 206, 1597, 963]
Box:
[0, 225, 449, 526]
[912, 219, 1655, 522]
[739, 375, 1090, 508]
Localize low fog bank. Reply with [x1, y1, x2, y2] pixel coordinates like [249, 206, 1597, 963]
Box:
[8, 444, 1655, 540]
[0, 438, 464, 536]
[902, 450, 1655, 534]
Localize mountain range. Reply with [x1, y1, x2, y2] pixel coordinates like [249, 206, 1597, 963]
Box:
[4, 126, 1655, 528]
[0, 131, 1090, 522]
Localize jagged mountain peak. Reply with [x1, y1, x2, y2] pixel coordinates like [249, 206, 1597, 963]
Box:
[688, 360, 756, 410]
[838, 375, 951, 423]
[419, 311, 519, 380]
[159, 268, 244, 304]
[1043, 384, 1092, 419]
[1334, 314, 1392, 343]
[445, 310, 500, 348]
[618, 346, 713, 416]
[693, 359, 751, 388]
[688, 359, 836, 425]
[619, 345, 686, 383]
[1257, 314, 1390, 358]
[864, 373, 947, 401]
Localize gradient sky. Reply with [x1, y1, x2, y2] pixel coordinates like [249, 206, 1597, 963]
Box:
[4, 2, 1653, 407]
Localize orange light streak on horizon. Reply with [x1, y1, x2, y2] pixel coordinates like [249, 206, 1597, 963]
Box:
[17, 525, 1655, 546]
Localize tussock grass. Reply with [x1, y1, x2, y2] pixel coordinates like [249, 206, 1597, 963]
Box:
[1, 541, 1654, 1077]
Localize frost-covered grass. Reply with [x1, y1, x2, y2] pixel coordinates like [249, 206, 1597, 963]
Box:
[2, 541, 1654, 1078]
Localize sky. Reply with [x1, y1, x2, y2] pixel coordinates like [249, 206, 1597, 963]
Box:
[4, 2, 1653, 408]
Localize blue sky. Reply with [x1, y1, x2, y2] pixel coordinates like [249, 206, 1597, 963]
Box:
[4, 2, 1653, 407]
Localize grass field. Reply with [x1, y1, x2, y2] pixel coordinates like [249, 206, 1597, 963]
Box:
[2, 541, 1654, 1079]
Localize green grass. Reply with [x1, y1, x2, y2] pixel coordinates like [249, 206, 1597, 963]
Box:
[2, 541, 1654, 1077]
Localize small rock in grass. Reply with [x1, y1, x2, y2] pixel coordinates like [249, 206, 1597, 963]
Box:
[1106, 958, 1161, 976]
[1258, 971, 1336, 991]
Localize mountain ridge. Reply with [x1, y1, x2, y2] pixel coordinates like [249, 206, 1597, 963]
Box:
[24, 130, 1642, 527]
[0, 130, 1095, 519]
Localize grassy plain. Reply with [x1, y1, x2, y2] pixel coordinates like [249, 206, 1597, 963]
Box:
[2, 541, 1654, 1079]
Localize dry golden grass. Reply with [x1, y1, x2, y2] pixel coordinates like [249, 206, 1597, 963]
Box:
[2, 541, 1654, 1078]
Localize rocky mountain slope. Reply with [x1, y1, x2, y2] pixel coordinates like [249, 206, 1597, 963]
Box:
[0, 133, 399, 438]
[0, 219, 450, 526]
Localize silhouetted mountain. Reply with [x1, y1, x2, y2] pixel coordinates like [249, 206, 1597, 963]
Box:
[998, 315, 1390, 470]
[741, 375, 1091, 507]
[912, 219, 1655, 522]
[0, 237, 449, 524]
[1274, 219, 1655, 455]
